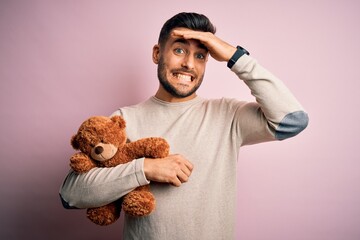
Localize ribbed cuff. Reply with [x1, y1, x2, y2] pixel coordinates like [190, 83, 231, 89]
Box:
[229, 54, 252, 72]
[134, 157, 150, 185]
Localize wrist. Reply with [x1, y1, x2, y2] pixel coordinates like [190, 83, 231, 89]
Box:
[143, 158, 150, 176]
[225, 46, 237, 62]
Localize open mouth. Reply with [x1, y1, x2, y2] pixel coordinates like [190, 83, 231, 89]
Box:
[172, 73, 194, 82]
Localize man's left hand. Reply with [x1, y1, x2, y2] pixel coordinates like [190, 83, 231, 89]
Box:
[172, 29, 237, 62]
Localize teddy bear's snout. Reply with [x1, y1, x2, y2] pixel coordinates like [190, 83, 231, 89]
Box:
[94, 146, 104, 154]
[90, 143, 118, 161]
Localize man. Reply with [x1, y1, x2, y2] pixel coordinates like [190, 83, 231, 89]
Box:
[60, 12, 308, 239]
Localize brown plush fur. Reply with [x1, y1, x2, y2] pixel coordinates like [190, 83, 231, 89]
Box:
[70, 115, 169, 226]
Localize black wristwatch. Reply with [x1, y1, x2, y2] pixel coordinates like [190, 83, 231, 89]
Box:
[227, 45, 250, 69]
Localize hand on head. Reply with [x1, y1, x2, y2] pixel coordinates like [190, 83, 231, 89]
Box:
[172, 29, 237, 62]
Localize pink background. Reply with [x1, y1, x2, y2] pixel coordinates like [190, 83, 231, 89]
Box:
[1, 0, 359, 239]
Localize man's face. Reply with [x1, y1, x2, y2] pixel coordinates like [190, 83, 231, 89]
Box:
[154, 28, 209, 101]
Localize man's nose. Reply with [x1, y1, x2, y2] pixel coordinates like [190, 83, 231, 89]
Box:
[181, 55, 195, 69]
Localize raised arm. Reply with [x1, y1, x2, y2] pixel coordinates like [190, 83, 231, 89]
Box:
[231, 54, 308, 143]
[172, 29, 308, 144]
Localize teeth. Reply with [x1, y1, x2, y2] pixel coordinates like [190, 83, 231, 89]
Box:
[175, 73, 192, 82]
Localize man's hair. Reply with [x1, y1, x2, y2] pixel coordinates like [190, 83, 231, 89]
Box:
[158, 12, 216, 46]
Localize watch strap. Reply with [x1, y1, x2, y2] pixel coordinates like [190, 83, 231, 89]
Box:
[227, 45, 250, 69]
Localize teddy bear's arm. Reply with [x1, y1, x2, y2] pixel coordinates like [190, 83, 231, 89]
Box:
[70, 152, 98, 173]
[125, 137, 169, 159]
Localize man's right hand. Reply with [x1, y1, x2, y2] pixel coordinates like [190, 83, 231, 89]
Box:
[144, 154, 193, 187]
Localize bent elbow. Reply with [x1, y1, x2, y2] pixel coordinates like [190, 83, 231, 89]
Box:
[275, 111, 309, 140]
[59, 193, 79, 209]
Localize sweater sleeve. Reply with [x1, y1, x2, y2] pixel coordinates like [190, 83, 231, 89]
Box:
[230, 55, 309, 145]
[59, 158, 149, 209]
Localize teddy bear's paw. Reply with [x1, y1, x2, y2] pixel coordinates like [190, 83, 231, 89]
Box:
[86, 202, 121, 226]
[122, 190, 156, 217]
[70, 153, 96, 173]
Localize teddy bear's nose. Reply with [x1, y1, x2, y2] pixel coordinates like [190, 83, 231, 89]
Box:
[94, 146, 104, 155]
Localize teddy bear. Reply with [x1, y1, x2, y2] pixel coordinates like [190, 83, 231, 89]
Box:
[69, 115, 169, 226]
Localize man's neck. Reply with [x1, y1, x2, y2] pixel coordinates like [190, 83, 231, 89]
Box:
[154, 88, 197, 103]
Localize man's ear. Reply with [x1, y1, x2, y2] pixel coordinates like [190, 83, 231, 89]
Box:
[152, 44, 160, 64]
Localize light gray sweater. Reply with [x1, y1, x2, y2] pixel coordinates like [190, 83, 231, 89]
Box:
[60, 54, 308, 239]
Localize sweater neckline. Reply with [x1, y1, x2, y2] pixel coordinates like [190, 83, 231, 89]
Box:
[151, 95, 204, 107]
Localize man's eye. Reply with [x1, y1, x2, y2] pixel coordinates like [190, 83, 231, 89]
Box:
[196, 53, 205, 60]
[174, 48, 184, 54]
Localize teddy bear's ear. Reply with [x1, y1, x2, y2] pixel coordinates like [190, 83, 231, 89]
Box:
[111, 115, 126, 129]
[71, 135, 80, 150]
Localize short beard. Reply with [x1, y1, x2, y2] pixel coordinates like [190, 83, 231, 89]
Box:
[157, 57, 204, 98]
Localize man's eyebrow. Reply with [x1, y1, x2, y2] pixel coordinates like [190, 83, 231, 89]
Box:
[173, 38, 208, 51]
[173, 38, 188, 45]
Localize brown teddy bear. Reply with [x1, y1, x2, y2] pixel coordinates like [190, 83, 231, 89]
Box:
[69, 115, 169, 226]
